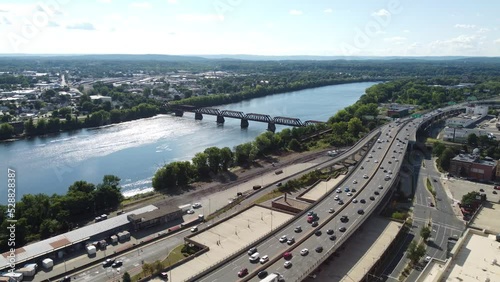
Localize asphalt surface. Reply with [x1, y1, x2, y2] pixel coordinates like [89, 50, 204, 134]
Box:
[197, 118, 415, 282]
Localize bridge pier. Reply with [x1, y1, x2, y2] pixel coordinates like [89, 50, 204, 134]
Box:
[195, 113, 203, 120]
[217, 115, 225, 124]
[174, 110, 184, 117]
[267, 123, 276, 133]
[240, 119, 249, 128]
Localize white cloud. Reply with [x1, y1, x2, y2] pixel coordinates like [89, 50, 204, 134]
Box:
[129, 2, 151, 9]
[98, 0, 112, 3]
[371, 9, 390, 17]
[289, 10, 303, 16]
[176, 13, 224, 22]
[167, 0, 178, 3]
[429, 34, 481, 53]
[66, 22, 96, 30]
[495, 39, 500, 44]
[454, 24, 476, 29]
[324, 8, 333, 13]
[384, 37, 407, 45]
[477, 28, 489, 34]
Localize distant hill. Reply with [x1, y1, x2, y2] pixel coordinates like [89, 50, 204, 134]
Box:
[0, 54, 208, 61]
[197, 54, 483, 61]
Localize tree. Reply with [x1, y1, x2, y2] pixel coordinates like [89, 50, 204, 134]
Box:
[288, 138, 301, 151]
[420, 226, 431, 241]
[219, 147, 233, 171]
[467, 133, 478, 147]
[0, 123, 14, 140]
[438, 148, 456, 171]
[407, 240, 426, 264]
[122, 272, 131, 282]
[142, 262, 154, 276]
[461, 191, 480, 206]
[152, 164, 178, 191]
[192, 152, 210, 178]
[347, 117, 364, 138]
[204, 147, 222, 174]
[432, 141, 446, 157]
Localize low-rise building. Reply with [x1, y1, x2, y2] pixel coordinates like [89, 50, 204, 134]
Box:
[90, 95, 112, 103]
[127, 206, 183, 231]
[442, 127, 491, 143]
[386, 104, 411, 118]
[449, 153, 497, 181]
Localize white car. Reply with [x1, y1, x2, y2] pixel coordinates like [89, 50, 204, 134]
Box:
[186, 209, 195, 214]
[300, 248, 309, 256]
[336, 189, 342, 193]
[334, 195, 340, 201]
[352, 180, 358, 184]
[374, 160, 378, 163]
[260, 255, 269, 264]
[279, 235, 288, 243]
[347, 192, 353, 197]
[192, 203, 202, 209]
[284, 261, 292, 268]
[363, 174, 369, 179]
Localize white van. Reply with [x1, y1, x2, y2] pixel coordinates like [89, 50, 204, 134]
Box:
[249, 252, 260, 262]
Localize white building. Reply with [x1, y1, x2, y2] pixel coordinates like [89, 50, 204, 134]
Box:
[90, 95, 112, 103]
[465, 105, 489, 116]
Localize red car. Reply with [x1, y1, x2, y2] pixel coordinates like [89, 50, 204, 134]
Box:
[494, 186, 500, 190]
[283, 252, 292, 260]
[238, 268, 248, 278]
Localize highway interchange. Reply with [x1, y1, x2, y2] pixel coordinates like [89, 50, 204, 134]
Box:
[197, 117, 418, 282]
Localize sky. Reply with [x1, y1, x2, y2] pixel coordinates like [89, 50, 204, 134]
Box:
[0, 0, 499, 56]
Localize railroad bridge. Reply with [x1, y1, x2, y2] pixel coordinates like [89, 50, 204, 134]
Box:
[168, 104, 324, 132]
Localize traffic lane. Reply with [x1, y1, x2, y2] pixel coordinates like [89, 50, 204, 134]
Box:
[74, 234, 184, 282]
[262, 183, 383, 280]
[201, 125, 397, 281]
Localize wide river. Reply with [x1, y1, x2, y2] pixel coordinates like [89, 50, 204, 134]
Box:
[0, 82, 379, 200]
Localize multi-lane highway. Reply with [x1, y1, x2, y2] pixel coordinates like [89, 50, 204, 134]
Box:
[196, 117, 417, 282]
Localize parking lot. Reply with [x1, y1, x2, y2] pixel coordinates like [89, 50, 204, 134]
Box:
[442, 177, 500, 203]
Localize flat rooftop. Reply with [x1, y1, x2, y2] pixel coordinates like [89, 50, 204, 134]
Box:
[168, 206, 294, 282]
[300, 175, 346, 202]
[312, 217, 402, 282]
[469, 202, 500, 234]
[440, 232, 500, 282]
[0, 205, 157, 269]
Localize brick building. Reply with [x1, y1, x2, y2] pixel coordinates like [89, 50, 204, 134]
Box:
[449, 154, 497, 181]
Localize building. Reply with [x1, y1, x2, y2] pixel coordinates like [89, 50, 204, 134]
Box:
[128, 206, 183, 231]
[90, 95, 112, 103]
[449, 153, 497, 181]
[386, 104, 411, 118]
[442, 127, 491, 143]
[465, 104, 489, 116]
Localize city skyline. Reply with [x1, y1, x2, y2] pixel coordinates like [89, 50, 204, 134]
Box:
[0, 0, 499, 56]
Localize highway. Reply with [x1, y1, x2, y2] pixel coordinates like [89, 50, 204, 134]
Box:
[197, 117, 415, 282]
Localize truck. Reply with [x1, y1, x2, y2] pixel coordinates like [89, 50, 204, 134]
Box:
[260, 273, 284, 282]
[86, 245, 97, 255]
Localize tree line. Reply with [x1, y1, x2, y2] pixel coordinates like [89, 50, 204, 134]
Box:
[0, 176, 123, 251]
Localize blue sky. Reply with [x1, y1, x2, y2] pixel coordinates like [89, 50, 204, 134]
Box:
[0, 0, 499, 56]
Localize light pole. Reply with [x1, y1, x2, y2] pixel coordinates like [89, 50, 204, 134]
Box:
[271, 211, 273, 231]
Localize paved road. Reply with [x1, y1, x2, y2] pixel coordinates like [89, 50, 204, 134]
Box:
[196, 117, 415, 282]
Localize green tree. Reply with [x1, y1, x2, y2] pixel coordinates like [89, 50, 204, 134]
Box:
[420, 226, 431, 241]
[0, 123, 14, 140]
[192, 152, 210, 178]
[347, 117, 364, 137]
[438, 148, 456, 171]
[142, 262, 154, 276]
[204, 147, 222, 174]
[288, 138, 301, 151]
[152, 164, 178, 191]
[461, 191, 480, 206]
[219, 147, 233, 171]
[432, 141, 446, 157]
[407, 240, 426, 265]
[122, 272, 131, 282]
[467, 133, 478, 147]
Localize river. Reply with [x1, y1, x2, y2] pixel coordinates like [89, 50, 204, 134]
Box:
[0, 82, 379, 201]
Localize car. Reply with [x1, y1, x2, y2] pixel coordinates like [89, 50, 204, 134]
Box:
[283, 252, 292, 260]
[339, 226, 347, 232]
[307, 216, 314, 223]
[344, 187, 350, 192]
[385, 175, 391, 181]
[258, 270, 268, 279]
[370, 196, 375, 201]
[374, 191, 380, 195]
[360, 166, 364, 169]
[326, 229, 334, 235]
[374, 160, 378, 163]
[494, 191, 498, 194]
[238, 268, 249, 278]
[347, 192, 353, 197]
[294, 226, 302, 233]
[383, 169, 388, 173]
[338, 200, 344, 205]
[372, 149, 376, 152]
[340, 215, 348, 223]
[369, 154, 373, 158]
[159, 272, 169, 279]
[429, 202, 435, 207]
[284, 261, 292, 268]
[336, 188, 342, 193]
[480, 188, 485, 192]
[287, 237, 295, 245]
[351, 188, 356, 193]
[329, 235, 337, 241]
[388, 161, 392, 164]
[279, 235, 288, 243]
[186, 209, 195, 214]
[392, 155, 395, 159]
[307, 211, 315, 216]
[495, 186, 500, 190]
[352, 180, 358, 184]
[260, 255, 269, 264]
[388, 170, 393, 175]
[366, 159, 370, 162]
[395, 159, 399, 162]
[248, 247, 257, 255]
[378, 185, 383, 189]
[334, 195, 340, 201]
[358, 209, 364, 215]
[352, 199, 358, 203]
[360, 199, 366, 203]
[300, 248, 309, 256]
[276, 182, 282, 187]
[424, 256, 432, 263]
[312, 221, 319, 227]
[102, 258, 115, 267]
[62, 277, 71, 282]
[315, 246, 323, 253]
[112, 261, 123, 268]
[363, 174, 369, 179]
[315, 230, 322, 236]
[329, 208, 335, 213]
[378, 146, 382, 149]
[190, 226, 198, 232]
[192, 202, 202, 209]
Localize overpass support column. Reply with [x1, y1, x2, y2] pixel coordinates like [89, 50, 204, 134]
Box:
[240, 119, 249, 128]
[195, 113, 203, 120]
[217, 115, 225, 124]
[174, 110, 184, 117]
[267, 123, 276, 133]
